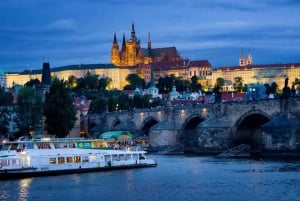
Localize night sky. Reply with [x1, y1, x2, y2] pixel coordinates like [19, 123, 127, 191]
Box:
[1, 0, 299, 72]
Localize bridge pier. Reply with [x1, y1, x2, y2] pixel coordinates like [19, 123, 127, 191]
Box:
[149, 120, 181, 151]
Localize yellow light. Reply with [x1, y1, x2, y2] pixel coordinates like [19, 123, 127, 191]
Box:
[41, 137, 51, 142]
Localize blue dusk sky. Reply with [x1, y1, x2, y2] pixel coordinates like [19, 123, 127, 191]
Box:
[1, 0, 300, 72]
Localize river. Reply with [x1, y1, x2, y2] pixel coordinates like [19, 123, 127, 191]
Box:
[1, 155, 300, 201]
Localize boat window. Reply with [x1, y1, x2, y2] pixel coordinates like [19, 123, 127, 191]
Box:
[89, 155, 96, 161]
[0, 159, 9, 166]
[49, 158, 56, 164]
[37, 143, 51, 149]
[139, 154, 145, 160]
[82, 156, 89, 162]
[10, 144, 18, 150]
[0, 144, 10, 151]
[112, 155, 118, 161]
[125, 154, 131, 160]
[69, 143, 75, 148]
[58, 157, 65, 164]
[132, 154, 138, 160]
[11, 159, 21, 166]
[18, 143, 26, 149]
[66, 157, 73, 163]
[26, 143, 34, 149]
[74, 156, 81, 163]
[104, 155, 111, 161]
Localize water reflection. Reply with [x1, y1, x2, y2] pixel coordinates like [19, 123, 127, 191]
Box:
[0, 156, 299, 201]
[18, 178, 32, 201]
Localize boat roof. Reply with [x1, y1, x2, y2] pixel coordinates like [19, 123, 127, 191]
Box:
[99, 131, 133, 140]
[1, 137, 112, 145]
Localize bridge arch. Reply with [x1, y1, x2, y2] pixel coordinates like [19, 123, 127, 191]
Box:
[233, 109, 272, 153]
[180, 114, 206, 151]
[139, 116, 160, 137]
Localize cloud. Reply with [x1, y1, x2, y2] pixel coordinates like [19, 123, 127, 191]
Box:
[46, 19, 77, 32]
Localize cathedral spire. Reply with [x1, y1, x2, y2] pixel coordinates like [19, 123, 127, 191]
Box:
[240, 48, 245, 58]
[148, 32, 151, 49]
[122, 33, 126, 44]
[239, 48, 246, 66]
[121, 33, 126, 51]
[131, 22, 136, 41]
[113, 32, 117, 44]
[247, 49, 253, 65]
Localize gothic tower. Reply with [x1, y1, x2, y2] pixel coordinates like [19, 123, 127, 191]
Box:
[111, 23, 181, 66]
[110, 32, 120, 64]
[247, 49, 253, 65]
[239, 48, 246, 66]
[239, 48, 253, 66]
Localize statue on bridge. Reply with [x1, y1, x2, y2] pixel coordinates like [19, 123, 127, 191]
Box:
[281, 77, 291, 112]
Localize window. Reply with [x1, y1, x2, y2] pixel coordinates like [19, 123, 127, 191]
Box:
[82, 156, 89, 162]
[74, 156, 81, 163]
[58, 157, 65, 164]
[66, 157, 73, 163]
[49, 158, 56, 164]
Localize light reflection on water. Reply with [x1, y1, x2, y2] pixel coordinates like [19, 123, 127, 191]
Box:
[0, 156, 300, 201]
[18, 178, 32, 201]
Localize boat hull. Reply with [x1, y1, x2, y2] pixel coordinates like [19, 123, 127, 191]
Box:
[0, 163, 157, 180]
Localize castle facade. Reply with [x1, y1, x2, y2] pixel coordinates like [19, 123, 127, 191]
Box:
[111, 23, 181, 66]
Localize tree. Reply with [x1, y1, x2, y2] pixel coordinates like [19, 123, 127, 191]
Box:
[190, 75, 202, 92]
[0, 87, 13, 106]
[25, 79, 41, 88]
[84, 72, 99, 91]
[124, 74, 146, 90]
[233, 77, 243, 92]
[215, 77, 225, 88]
[16, 86, 43, 137]
[0, 108, 9, 137]
[99, 77, 112, 91]
[44, 77, 77, 138]
[68, 75, 77, 88]
[157, 75, 175, 93]
[89, 97, 107, 114]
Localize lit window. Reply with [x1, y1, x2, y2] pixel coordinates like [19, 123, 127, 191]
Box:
[58, 157, 65, 164]
[74, 156, 81, 163]
[49, 158, 56, 164]
[66, 157, 73, 163]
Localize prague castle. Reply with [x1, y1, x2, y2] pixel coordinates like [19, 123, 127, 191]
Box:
[4, 24, 211, 90]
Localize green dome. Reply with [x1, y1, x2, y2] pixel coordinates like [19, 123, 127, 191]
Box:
[0, 69, 4, 76]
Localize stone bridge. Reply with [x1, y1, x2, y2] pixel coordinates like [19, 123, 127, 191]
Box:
[89, 97, 300, 157]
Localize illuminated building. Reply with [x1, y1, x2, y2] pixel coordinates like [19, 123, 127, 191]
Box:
[5, 24, 211, 90]
[111, 23, 181, 66]
[211, 51, 300, 91]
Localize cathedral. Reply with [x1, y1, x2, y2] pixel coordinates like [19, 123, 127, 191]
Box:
[111, 23, 181, 66]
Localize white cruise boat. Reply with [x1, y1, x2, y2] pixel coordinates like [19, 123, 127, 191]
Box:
[0, 137, 157, 180]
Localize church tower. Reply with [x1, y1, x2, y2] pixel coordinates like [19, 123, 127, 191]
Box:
[147, 32, 151, 49]
[239, 48, 246, 66]
[246, 49, 253, 65]
[110, 32, 120, 65]
[239, 48, 253, 66]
